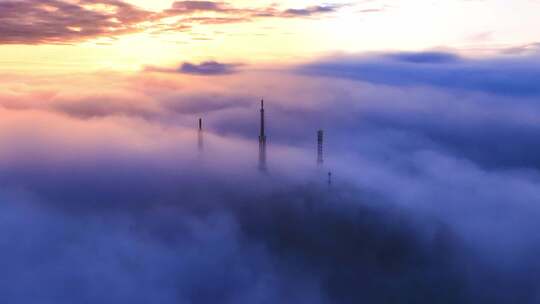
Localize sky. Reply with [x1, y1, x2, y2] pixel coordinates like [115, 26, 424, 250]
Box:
[2, 1, 540, 303]
[1, 0, 540, 72]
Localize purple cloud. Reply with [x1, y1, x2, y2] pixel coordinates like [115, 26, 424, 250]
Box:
[146, 61, 241, 75]
[2, 50, 540, 303]
[281, 5, 339, 17]
[299, 51, 540, 97]
[179, 61, 239, 75]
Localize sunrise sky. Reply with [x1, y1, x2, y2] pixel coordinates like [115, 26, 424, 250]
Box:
[2, 0, 540, 72]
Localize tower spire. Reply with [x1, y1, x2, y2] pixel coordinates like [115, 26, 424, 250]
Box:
[259, 99, 265, 141]
[258, 99, 267, 172]
[317, 130, 324, 166]
[328, 171, 332, 187]
[198, 118, 203, 152]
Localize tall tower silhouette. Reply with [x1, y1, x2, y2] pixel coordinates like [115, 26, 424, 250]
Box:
[328, 172, 332, 186]
[317, 130, 324, 166]
[198, 118, 203, 152]
[258, 99, 267, 172]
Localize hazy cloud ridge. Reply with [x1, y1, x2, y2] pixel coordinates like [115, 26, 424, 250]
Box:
[300, 51, 540, 96]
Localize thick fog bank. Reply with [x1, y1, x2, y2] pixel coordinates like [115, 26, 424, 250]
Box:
[1, 51, 540, 303]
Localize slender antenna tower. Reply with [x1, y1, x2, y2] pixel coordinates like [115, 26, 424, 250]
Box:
[317, 130, 324, 166]
[258, 99, 267, 172]
[328, 172, 332, 186]
[198, 118, 203, 152]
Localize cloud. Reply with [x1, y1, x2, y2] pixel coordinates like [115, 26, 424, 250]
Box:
[0, 0, 344, 44]
[294, 52, 540, 171]
[280, 5, 340, 17]
[499, 42, 540, 55]
[170, 0, 226, 12]
[163, 1, 342, 18]
[2, 52, 540, 302]
[145, 61, 241, 75]
[387, 51, 461, 64]
[179, 61, 240, 75]
[51, 95, 160, 119]
[299, 51, 540, 97]
[178, 61, 237, 75]
[0, 0, 151, 44]
[0, 177, 477, 303]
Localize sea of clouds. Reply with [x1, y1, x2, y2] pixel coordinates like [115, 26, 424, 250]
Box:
[1, 51, 540, 303]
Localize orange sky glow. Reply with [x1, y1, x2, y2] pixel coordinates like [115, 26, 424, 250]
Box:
[1, 0, 540, 73]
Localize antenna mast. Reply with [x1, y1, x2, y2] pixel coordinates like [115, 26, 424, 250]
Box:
[317, 130, 324, 166]
[198, 118, 203, 152]
[258, 99, 267, 172]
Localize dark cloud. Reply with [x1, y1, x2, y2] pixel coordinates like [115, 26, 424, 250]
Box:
[179, 61, 239, 75]
[146, 61, 240, 75]
[280, 5, 340, 17]
[299, 51, 540, 97]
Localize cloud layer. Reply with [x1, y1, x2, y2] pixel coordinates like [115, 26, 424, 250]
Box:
[1, 51, 540, 303]
[146, 60, 240, 75]
[299, 51, 540, 97]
